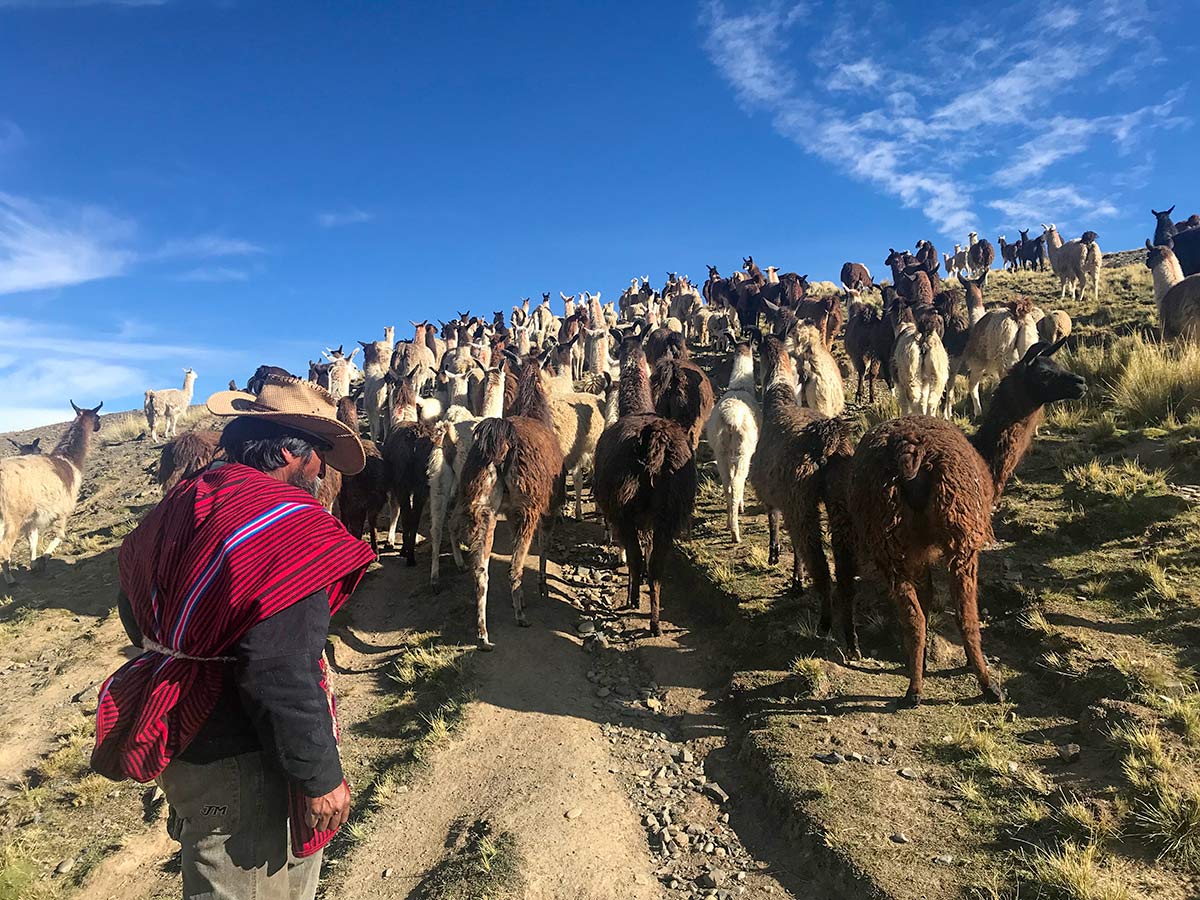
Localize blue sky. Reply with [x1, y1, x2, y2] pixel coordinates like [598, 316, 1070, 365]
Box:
[1, 0, 1196, 430]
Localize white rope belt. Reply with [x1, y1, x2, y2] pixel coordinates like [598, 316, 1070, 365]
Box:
[141, 637, 235, 663]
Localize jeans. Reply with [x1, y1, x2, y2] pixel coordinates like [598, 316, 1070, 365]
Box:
[159, 751, 322, 900]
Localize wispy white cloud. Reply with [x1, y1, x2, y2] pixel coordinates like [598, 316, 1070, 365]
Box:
[0, 315, 226, 429]
[701, 0, 1189, 238]
[989, 188, 1118, 231]
[175, 265, 249, 282]
[0, 192, 136, 294]
[316, 208, 374, 228]
[0, 193, 266, 294]
[154, 234, 265, 259]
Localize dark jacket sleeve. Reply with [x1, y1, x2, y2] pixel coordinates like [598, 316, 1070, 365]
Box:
[235, 590, 344, 797]
[117, 589, 143, 648]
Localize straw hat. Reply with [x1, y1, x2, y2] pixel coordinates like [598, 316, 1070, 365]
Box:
[207, 374, 365, 475]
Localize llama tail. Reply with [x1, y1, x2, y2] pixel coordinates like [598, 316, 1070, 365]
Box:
[637, 421, 674, 477]
[461, 418, 516, 491]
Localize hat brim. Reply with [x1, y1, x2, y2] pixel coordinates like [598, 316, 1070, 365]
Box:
[207, 390, 366, 475]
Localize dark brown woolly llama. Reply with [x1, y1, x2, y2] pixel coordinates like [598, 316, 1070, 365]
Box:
[650, 350, 714, 452]
[593, 338, 696, 636]
[748, 337, 858, 654]
[382, 375, 438, 566]
[335, 397, 389, 555]
[844, 297, 896, 404]
[458, 357, 565, 649]
[157, 430, 223, 493]
[850, 339, 1085, 706]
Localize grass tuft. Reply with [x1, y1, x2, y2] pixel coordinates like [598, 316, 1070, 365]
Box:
[1130, 781, 1200, 870]
[414, 823, 524, 900]
[787, 656, 827, 698]
[1019, 840, 1132, 900]
[1112, 339, 1200, 426]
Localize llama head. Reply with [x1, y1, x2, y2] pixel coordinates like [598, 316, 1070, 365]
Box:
[1007, 339, 1087, 408]
[69, 400, 104, 432]
[1145, 239, 1177, 270]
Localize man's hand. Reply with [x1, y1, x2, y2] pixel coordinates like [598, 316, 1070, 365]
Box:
[305, 781, 350, 833]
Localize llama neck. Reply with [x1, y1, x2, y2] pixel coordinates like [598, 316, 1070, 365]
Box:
[53, 417, 95, 472]
[480, 372, 505, 418]
[727, 350, 756, 393]
[1151, 254, 1185, 307]
[969, 396, 1044, 497]
[618, 357, 653, 416]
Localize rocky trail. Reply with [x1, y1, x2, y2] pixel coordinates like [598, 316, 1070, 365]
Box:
[322, 508, 810, 899]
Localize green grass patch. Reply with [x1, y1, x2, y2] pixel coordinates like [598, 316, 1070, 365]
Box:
[412, 823, 524, 900]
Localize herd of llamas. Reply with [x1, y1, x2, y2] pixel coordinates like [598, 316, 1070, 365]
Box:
[1, 213, 1200, 707]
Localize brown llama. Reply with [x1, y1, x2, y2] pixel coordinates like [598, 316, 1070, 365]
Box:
[335, 397, 389, 555]
[748, 337, 858, 654]
[593, 336, 696, 636]
[844, 295, 896, 404]
[0, 401, 103, 584]
[650, 346, 714, 452]
[157, 429, 223, 493]
[850, 339, 1085, 706]
[382, 372, 438, 565]
[458, 356, 565, 649]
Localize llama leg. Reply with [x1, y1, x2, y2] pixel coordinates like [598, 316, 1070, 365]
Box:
[915, 566, 937, 677]
[891, 579, 926, 707]
[618, 524, 643, 611]
[429, 484, 446, 589]
[472, 510, 498, 649]
[949, 554, 1002, 702]
[27, 528, 40, 571]
[507, 510, 538, 628]
[40, 528, 64, 561]
[854, 364, 865, 404]
[0, 521, 13, 585]
[789, 537, 803, 595]
[573, 462, 583, 521]
[968, 375, 983, 419]
[766, 507, 782, 566]
[730, 469, 747, 545]
[792, 506, 832, 637]
[400, 494, 416, 566]
[827, 503, 860, 659]
[647, 525, 672, 637]
[386, 498, 402, 549]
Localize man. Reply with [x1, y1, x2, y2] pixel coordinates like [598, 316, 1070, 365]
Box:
[93, 374, 375, 900]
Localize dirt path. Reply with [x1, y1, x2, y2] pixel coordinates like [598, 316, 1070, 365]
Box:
[330, 531, 661, 899]
[330, 512, 806, 899]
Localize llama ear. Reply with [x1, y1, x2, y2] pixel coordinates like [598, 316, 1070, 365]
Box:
[1167, 205, 1175, 216]
[1045, 335, 1069, 357]
[70, 400, 82, 414]
[1146, 238, 1155, 250]
[1019, 342, 1049, 366]
[31, 438, 40, 449]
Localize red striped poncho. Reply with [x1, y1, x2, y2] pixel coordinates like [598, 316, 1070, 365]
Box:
[92, 462, 375, 784]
